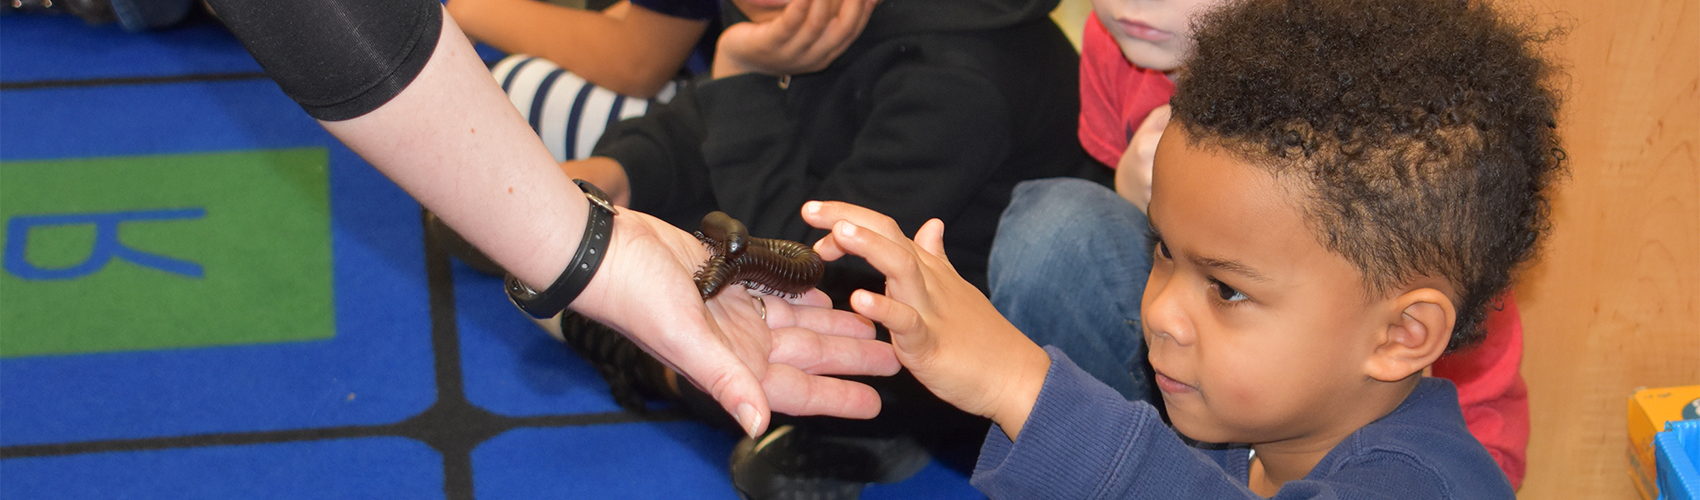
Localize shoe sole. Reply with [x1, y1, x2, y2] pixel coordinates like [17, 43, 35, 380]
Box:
[729, 425, 932, 500]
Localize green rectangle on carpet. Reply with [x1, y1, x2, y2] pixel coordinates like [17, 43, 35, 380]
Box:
[2, 149, 335, 357]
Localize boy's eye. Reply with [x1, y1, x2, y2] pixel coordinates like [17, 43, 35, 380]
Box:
[1144, 228, 1170, 260]
[1210, 278, 1248, 303]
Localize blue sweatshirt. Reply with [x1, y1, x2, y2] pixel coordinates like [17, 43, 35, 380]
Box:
[971, 348, 1514, 499]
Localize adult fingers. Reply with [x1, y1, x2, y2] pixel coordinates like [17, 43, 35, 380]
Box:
[681, 286, 784, 438]
[779, 299, 878, 339]
[754, 290, 876, 340]
[768, 326, 899, 376]
[760, 363, 884, 419]
[651, 315, 774, 438]
[775, 287, 834, 309]
[741, 287, 870, 338]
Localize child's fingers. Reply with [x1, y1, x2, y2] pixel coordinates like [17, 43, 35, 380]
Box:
[743, 0, 809, 53]
[1138, 104, 1171, 133]
[774, 0, 812, 35]
[913, 218, 947, 260]
[801, 200, 908, 242]
[803, 200, 898, 262]
[768, 326, 900, 376]
[805, 0, 872, 66]
[829, 220, 927, 293]
[782, 0, 839, 56]
[811, 228, 851, 261]
[804, 201, 936, 291]
[850, 290, 930, 345]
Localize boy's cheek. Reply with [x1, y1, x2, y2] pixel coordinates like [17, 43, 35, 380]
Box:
[1116, 39, 1186, 72]
[1088, 0, 1122, 24]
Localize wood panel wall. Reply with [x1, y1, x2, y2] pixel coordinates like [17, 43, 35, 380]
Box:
[1512, 0, 1700, 497]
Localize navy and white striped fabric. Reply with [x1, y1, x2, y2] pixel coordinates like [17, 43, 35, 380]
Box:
[491, 55, 682, 163]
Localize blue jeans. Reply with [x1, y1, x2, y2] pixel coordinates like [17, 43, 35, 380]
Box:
[987, 178, 1157, 403]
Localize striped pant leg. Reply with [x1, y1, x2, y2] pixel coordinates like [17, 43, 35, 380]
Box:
[490, 54, 683, 163]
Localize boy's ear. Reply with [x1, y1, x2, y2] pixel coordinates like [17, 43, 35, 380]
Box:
[1364, 287, 1455, 382]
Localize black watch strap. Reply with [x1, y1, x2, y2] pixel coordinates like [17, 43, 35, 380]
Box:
[505, 179, 617, 318]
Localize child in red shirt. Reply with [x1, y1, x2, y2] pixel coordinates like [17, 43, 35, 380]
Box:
[986, 4, 1529, 488]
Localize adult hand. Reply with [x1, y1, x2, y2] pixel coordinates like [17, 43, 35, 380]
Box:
[800, 201, 1051, 439]
[711, 0, 878, 79]
[1115, 104, 1170, 213]
[569, 207, 900, 438]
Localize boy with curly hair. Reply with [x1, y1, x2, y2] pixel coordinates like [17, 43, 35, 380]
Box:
[988, 0, 1536, 486]
[802, 0, 1563, 496]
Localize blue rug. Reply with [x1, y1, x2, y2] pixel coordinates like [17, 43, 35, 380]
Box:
[0, 13, 983, 499]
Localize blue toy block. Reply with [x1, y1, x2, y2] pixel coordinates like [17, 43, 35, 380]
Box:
[1657, 419, 1700, 500]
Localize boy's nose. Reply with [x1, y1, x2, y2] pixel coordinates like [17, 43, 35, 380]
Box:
[1141, 273, 1196, 347]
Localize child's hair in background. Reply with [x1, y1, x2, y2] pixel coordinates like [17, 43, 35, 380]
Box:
[1170, 0, 1567, 352]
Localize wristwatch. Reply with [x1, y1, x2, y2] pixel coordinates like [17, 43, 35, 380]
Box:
[505, 179, 617, 319]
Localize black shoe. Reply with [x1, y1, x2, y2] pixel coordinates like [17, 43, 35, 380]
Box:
[729, 425, 931, 500]
[558, 311, 672, 413]
[422, 209, 508, 276]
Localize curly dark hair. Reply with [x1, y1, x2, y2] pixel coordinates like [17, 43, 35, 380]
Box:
[1169, 0, 1566, 352]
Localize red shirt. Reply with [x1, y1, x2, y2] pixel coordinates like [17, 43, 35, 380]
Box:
[1078, 15, 1173, 169]
[1431, 293, 1530, 489]
[1076, 14, 1529, 488]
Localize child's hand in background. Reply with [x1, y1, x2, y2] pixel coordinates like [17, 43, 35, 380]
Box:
[1115, 104, 1170, 213]
[712, 0, 877, 79]
[802, 201, 1052, 439]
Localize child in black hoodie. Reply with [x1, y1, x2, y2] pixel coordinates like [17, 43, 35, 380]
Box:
[552, 0, 1102, 497]
[567, 0, 1097, 298]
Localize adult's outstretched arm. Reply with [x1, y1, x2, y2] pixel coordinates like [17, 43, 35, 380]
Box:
[206, 0, 900, 437]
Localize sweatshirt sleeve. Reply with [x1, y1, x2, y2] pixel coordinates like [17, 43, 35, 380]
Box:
[690, 62, 1013, 243]
[591, 87, 720, 221]
[1429, 292, 1529, 489]
[971, 348, 1462, 500]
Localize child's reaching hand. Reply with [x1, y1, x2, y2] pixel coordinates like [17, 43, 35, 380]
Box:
[801, 200, 1053, 439]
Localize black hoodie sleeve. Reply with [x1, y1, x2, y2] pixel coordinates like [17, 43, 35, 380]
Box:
[691, 56, 1013, 247]
[589, 87, 718, 227]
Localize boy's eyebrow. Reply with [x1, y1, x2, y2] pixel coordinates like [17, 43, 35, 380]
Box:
[1190, 254, 1271, 282]
[1148, 209, 1271, 283]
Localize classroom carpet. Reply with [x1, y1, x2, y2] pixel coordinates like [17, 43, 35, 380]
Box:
[0, 13, 985, 499]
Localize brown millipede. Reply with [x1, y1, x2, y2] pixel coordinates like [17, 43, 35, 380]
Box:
[693, 211, 823, 300]
[697, 211, 749, 256]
